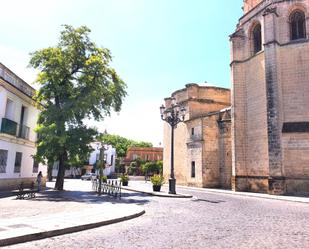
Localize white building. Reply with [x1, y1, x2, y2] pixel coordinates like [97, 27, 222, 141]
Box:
[89, 142, 116, 176]
[0, 63, 47, 190]
[51, 162, 82, 178]
[52, 142, 116, 178]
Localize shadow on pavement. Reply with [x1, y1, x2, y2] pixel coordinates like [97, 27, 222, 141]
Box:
[0, 186, 54, 199]
[0, 191, 12, 199]
[28, 190, 150, 206]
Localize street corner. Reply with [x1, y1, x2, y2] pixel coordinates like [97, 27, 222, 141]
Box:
[0, 201, 145, 247]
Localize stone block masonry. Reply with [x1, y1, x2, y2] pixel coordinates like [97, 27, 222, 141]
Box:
[231, 0, 309, 195]
[163, 84, 231, 189]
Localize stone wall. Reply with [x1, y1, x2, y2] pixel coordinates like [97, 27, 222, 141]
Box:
[0, 177, 46, 191]
[231, 0, 309, 194]
[218, 120, 232, 189]
[163, 122, 187, 185]
[203, 114, 220, 188]
[243, 0, 263, 13]
[202, 111, 232, 188]
[186, 118, 203, 187]
[163, 84, 231, 189]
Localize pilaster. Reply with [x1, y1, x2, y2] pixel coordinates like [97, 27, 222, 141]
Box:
[230, 30, 248, 191]
[263, 7, 285, 194]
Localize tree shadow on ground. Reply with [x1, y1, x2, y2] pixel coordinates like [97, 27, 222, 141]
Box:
[30, 190, 150, 206]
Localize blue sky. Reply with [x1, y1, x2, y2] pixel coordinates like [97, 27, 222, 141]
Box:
[0, 0, 243, 145]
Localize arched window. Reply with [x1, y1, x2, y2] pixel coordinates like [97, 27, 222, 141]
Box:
[290, 10, 306, 40]
[252, 24, 262, 54]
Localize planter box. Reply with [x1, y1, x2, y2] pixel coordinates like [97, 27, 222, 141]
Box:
[153, 185, 161, 192]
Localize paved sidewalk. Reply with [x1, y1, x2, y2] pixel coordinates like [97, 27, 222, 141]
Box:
[124, 180, 309, 204]
[121, 180, 192, 198]
[175, 184, 309, 204]
[0, 182, 145, 247]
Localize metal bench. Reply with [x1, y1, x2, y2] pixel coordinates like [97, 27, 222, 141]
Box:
[12, 182, 37, 199]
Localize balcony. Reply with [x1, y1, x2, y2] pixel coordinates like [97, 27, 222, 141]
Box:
[0, 118, 30, 140]
[187, 134, 203, 144]
[1, 118, 18, 136]
[18, 124, 30, 140]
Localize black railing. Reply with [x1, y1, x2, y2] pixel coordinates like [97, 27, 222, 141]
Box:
[0, 118, 30, 140]
[187, 134, 203, 143]
[1, 118, 17, 136]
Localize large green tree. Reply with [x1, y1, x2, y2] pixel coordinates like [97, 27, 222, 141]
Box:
[99, 133, 152, 158]
[30, 25, 127, 190]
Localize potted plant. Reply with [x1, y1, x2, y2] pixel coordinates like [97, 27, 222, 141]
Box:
[150, 174, 164, 192]
[101, 175, 107, 183]
[120, 174, 129, 186]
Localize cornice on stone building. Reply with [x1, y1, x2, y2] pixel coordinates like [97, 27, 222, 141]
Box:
[0, 63, 35, 99]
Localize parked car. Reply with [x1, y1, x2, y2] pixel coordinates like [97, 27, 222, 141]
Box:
[81, 173, 96, 180]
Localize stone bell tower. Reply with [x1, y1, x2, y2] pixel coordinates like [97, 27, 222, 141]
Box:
[231, 0, 309, 195]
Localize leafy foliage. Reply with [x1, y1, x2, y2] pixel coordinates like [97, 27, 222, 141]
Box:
[127, 157, 146, 176]
[99, 133, 152, 158]
[150, 174, 164, 186]
[120, 174, 129, 183]
[30, 25, 127, 190]
[115, 158, 125, 174]
[142, 161, 163, 175]
[101, 175, 107, 183]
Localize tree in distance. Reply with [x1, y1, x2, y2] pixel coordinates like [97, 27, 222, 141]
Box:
[99, 133, 152, 158]
[99, 133, 153, 174]
[30, 25, 127, 190]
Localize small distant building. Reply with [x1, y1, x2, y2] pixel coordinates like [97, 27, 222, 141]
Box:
[0, 63, 47, 190]
[88, 142, 116, 176]
[52, 142, 116, 177]
[123, 147, 163, 168]
[163, 83, 231, 188]
[52, 163, 82, 178]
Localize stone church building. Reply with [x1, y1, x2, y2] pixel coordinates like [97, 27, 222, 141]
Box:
[231, 0, 309, 194]
[163, 0, 309, 195]
[163, 84, 232, 188]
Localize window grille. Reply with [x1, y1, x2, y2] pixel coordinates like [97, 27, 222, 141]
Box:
[253, 24, 262, 53]
[0, 150, 8, 173]
[14, 152, 22, 173]
[290, 11, 306, 40]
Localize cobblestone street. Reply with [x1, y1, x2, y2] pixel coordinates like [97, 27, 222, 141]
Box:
[5, 180, 309, 249]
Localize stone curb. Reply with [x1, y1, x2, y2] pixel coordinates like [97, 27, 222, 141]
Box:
[175, 185, 309, 204]
[0, 210, 145, 247]
[122, 186, 192, 198]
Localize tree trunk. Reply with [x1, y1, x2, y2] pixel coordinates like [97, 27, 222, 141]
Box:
[54, 101, 66, 190]
[54, 152, 67, 190]
[47, 164, 53, 181]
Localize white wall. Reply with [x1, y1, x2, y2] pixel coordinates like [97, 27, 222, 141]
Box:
[0, 140, 47, 179]
[0, 86, 7, 126]
[1, 88, 39, 142]
[89, 142, 101, 165]
[52, 162, 81, 178]
[104, 145, 116, 176]
[89, 142, 116, 176]
[0, 85, 47, 182]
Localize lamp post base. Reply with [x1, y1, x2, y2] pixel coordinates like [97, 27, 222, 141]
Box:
[169, 178, 176, 194]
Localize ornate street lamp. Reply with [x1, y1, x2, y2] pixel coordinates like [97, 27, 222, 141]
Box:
[160, 97, 186, 194]
[98, 143, 107, 196]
